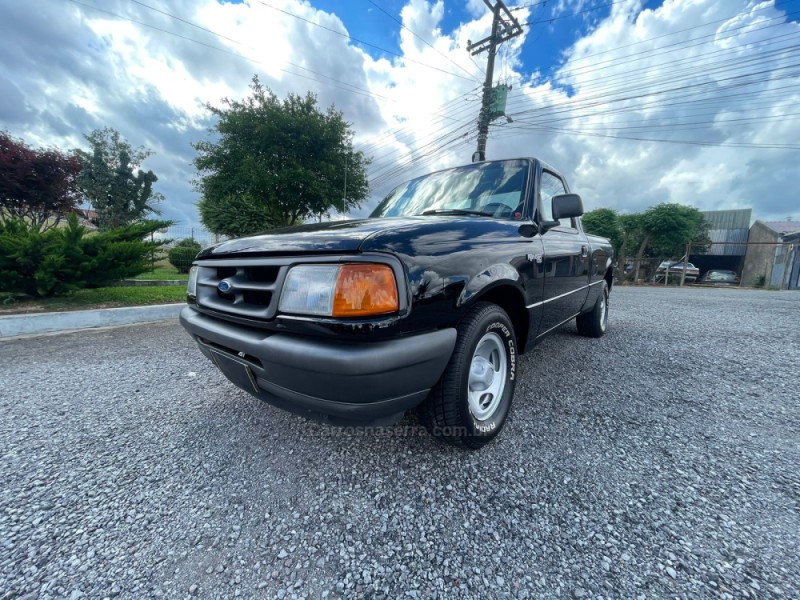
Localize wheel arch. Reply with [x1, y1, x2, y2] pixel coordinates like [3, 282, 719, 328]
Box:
[471, 283, 530, 353]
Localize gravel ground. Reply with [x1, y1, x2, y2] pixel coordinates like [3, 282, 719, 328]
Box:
[1, 286, 798, 600]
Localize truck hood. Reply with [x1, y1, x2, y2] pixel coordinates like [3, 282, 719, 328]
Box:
[197, 216, 524, 258]
[197, 218, 426, 258]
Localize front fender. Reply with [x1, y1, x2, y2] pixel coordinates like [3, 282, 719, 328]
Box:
[459, 263, 522, 306]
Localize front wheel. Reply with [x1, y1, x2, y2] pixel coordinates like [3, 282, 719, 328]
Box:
[419, 302, 517, 449]
[576, 281, 608, 338]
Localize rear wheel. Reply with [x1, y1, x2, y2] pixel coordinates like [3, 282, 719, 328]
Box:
[576, 281, 608, 338]
[420, 302, 517, 449]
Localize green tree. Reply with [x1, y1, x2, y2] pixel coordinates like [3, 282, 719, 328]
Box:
[194, 76, 370, 237]
[581, 208, 622, 255]
[76, 128, 164, 230]
[168, 238, 202, 273]
[644, 203, 708, 257]
[617, 213, 645, 282]
[630, 203, 708, 281]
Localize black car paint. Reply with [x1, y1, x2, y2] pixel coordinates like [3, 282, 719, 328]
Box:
[192, 158, 613, 352]
[182, 159, 614, 425]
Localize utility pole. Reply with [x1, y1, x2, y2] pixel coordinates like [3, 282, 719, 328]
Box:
[467, 0, 523, 162]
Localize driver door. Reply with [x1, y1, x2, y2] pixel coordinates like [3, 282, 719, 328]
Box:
[538, 171, 590, 334]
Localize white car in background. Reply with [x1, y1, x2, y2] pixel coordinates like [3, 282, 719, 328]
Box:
[654, 261, 700, 282]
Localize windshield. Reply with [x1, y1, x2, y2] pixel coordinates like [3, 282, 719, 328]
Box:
[370, 159, 530, 220]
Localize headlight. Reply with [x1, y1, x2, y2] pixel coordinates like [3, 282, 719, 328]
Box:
[187, 266, 198, 298]
[279, 264, 399, 317]
[279, 265, 339, 316]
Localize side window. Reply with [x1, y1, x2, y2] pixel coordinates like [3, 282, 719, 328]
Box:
[539, 171, 573, 228]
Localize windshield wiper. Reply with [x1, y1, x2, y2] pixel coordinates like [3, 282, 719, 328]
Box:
[420, 208, 493, 217]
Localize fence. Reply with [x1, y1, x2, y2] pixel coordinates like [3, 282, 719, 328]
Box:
[618, 257, 691, 285]
[619, 239, 799, 289]
[154, 226, 228, 248]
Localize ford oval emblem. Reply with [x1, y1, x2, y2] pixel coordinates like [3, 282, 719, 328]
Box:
[217, 279, 233, 293]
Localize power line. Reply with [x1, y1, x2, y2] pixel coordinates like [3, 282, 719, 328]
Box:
[501, 10, 800, 113]
[505, 83, 800, 130]
[127, 0, 490, 161]
[504, 52, 800, 122]
[509, 110, 800, 133]
[126, 0, 499, 153]
[500, 32, 800, 118]
[355, 88, 480, 155]
[72, 0, 484, 183]
[371, 2, 800, 186]
[521, 0, 616, 26]
[510, 1, 550, 12]
[370, 2, 800, 186]
[541, 10, 800, 85]
[494, 121, 800, 149]
[364, 0, 485, 77]
[497, 2, 797, 104]
[254, 0, 478, 82]
[549, 3, 795, 69]
[71, 1, 386, 101]
[124, 0, 401, 103]
[70, 0, 469, 128]
[369, 119, 476, 183]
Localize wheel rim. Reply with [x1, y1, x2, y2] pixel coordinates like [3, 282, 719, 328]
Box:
[599, 291, 608, 332]
[467, 332, 507, 421]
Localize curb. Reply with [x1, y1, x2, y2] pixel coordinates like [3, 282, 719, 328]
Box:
[0, 303, 184, 339]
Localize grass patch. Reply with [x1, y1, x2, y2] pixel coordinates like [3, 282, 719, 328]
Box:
[131, 266, 188, 281]
[0, 286, 187, 314]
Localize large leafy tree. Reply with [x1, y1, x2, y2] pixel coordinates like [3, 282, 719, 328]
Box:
[629, 203, 709, 281]
[643, 203, 708, 257]
[0, 132, 82, 231]
[583, 204, 708, 282]
[581, 208, 623, 255]
[194, 76, 370, 237]
[76, 128, 164, 230]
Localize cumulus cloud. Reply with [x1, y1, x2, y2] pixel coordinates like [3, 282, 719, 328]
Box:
[0, 0, 797, 230]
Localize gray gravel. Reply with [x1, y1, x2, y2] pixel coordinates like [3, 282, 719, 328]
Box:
[1, 286, 798, 599]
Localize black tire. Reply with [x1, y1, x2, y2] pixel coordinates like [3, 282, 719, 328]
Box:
[576, 281, 608, 338]
[419, 302, 517, 449]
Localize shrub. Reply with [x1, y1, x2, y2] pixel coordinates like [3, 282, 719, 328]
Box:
[0, 214, 171, 296]
[168, 238, 202, 273]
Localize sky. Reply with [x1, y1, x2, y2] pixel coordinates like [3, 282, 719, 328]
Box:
[1, 0, 799, 233]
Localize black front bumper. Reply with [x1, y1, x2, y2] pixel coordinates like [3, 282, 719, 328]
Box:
[180, 307, 456, 425]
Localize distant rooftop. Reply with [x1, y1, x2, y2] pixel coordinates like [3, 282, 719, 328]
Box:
[700, 208, 751, 231]
[762, 221, 800, 235]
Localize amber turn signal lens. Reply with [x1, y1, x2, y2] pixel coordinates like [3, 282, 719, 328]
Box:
[332, 264, 399, 317]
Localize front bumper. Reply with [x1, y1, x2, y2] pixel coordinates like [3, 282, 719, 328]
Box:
[179, 306, 456, 425]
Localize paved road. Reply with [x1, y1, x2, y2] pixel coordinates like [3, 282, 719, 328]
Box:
[1, 287, 798, 599]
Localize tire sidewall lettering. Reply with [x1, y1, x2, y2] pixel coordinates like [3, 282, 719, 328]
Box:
[486, 321, 516, 382]
[468, 317, 516, 435]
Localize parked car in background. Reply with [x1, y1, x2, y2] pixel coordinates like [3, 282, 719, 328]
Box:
[654, 261, 700, 282]
[699, 269, 740, 285]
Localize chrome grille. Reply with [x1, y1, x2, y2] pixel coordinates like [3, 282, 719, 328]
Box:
[195, 258, 289, 320]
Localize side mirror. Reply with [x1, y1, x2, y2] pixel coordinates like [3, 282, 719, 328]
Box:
[552, 193, 584, 220]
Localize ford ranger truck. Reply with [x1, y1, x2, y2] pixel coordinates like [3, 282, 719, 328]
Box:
[180, 158, 614, 448]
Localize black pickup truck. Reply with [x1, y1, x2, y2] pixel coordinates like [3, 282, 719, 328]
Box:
[180, 158, 613, 448]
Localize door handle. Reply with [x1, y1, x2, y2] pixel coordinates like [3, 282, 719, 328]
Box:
[581, 245, 589, 257]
